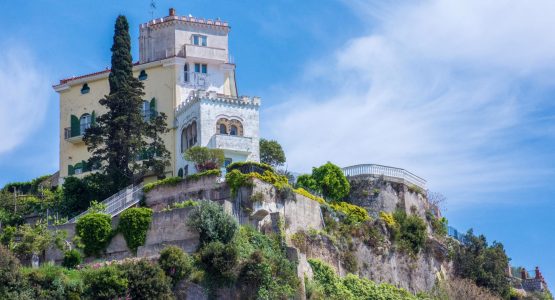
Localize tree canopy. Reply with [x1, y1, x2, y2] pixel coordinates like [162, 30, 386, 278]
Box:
[259, 139, 286, 167]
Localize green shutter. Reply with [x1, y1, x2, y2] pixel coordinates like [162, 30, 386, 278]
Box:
[70, 115, 80, 137]
[91, 111, 96, 125]
[68, 165, 75, 176]
[82, 160, 90, 172]
[150, 98, 157, 119]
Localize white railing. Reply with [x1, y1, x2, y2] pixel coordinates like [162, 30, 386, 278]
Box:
[208, 134, 253, 153]
[68, 183, 144, 223]
[342, 164, 427, 190]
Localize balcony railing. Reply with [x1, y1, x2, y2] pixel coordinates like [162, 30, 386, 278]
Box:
[184, 44, 227, 62]
[183, 72, 210, 89]
[342, 164, 427, 190]
[64, 122, 90, 143]
[208, 134, 252, 154]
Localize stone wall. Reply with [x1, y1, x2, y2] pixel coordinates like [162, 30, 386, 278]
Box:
[45, 207, 199, 264]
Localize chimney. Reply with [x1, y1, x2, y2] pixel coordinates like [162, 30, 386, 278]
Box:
[521, 268, 528, 280]
[169, 8, 176, 16]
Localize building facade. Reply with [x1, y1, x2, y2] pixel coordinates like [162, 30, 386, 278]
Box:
[53, 8, 260, 184]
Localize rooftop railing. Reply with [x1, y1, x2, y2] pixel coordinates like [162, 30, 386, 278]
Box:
[342, 164, 427, 190]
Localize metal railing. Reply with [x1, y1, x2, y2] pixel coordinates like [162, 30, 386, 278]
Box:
[67, 183, 144, 223]
[342, 164, 427, 190]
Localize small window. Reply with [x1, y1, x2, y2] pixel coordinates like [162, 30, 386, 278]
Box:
[184, 64, 189, 82]
[219, 124, 227, 134]
[81, 83, 90, 94]
[193, 35, 207, 46]
[138, 70, 148, 81]
[224, 158, 233, 167]
[230, 125, 238, 136]
[194, 63, 207, 74]
[178, 168, 184, 178]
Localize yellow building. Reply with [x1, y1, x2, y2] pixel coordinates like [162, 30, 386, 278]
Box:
[53, 8, 260, 185]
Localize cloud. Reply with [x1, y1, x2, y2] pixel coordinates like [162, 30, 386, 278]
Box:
[264, 0, 555, 203]
[0, 44, 51, 154]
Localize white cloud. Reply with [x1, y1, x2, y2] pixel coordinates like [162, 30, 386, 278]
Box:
[265, 0, 555, 203]
[0, 45, 51, 154]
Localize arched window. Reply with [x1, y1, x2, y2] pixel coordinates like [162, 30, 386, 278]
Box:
[80, 114, 91, 135]
[81, 83, 90, 94]
[219, 124, 227, 134]
[230, 125, 238, 136]
[184, 64, 189, 83]
[181, 121, 198, 152]
[178, 168, 184, 178]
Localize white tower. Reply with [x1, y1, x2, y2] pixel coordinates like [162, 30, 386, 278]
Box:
[139, 8, 260, 176]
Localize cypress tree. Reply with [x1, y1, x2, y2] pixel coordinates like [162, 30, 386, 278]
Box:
[84, 15, 170, 191]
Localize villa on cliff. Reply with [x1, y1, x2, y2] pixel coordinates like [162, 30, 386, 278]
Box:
[52, 8, 260, 185]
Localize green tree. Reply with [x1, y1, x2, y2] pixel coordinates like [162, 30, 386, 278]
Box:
[295, 174, 319, 193]
[187, 200, 238, 245]
[454, 229, 510, 298]
[84, 15, 170, 191]
[158, 246, 193, 286]
[259, 138, 286, 167]
[119, 260, 173, 300]
[312, 162, 350, 201]
[184, 146, 225, 172]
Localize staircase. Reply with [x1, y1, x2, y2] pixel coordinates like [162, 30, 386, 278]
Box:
[68, 183, 145, 223]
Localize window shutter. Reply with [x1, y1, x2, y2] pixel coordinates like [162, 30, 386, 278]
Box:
[68, 165, 75, 176]
[178, 168, 184, 178]
[82, 160, 90, 172]
[70, 115, 80, 137]
[91, 111, 96, 125]
[150, 98, 157, 117]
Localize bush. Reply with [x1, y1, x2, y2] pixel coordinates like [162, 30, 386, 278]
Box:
[83, 266, 127, 300]
[119, 260, 173, 300]
[24, 264, 83, 299]
[143, 176, 182, 193]
[185, 169, 221, 181]
[118, 207, 153, 253]
[61, 174, 115, 218]
[75, 213, 113, 256]
[329, 201, 370, 224]
[312, 162, 350, 201]
[426, 211, 448, 237]
[393, 210, 427, 255]
[0, 245, 30, 299]
[184, 146, 225, 172]
[295, 174, 320, 193]
[187, 200, 238, 245]
[199, 241, 239, 283]
[226, 161, 274, 174]
[62, 249, 83, 269]
[159, 246, 193, 286]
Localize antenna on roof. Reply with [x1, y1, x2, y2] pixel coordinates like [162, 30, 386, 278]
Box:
[149, 0, 157, 19]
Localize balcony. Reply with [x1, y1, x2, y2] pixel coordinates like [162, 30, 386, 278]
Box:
[184, 44, 227, 62]
[208, 134, 252, 154]
[64, 123, 90, 144]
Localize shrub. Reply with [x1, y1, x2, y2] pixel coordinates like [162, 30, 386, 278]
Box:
[83, 266, 127, 300]
[0, 245, 30, 299]
[61, 174, 115, 218]
[226, 161, 274, 174]
[187, 200, 238, 245]
[184, 146, 225, 172]
[24, 264, 83, 299]
[118, 207, 153, 253]
[311, 162, 350, 201]
[62, 249, 83, 269]
[343, 251, 358, 274]
[75, 213, 113, 256]
[426, 211, 448, 237]
[393, 210, 427, 255]
[158, 246, 193, 286]
[295, 174, 320, 193]
[294, 187, 325, 204]
[143, 176, 182, 193]
[225, 169, 254, 196]
[119, 260, 173, 300]
[329, 201, 370, 224]
[199, 241, 239, 283]
[185, 169, 221, 181]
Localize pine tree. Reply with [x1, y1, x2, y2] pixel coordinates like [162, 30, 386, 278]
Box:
[84, 15, 170, 191]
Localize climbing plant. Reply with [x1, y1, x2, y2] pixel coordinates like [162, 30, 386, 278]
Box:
[118, 207, 153, 253]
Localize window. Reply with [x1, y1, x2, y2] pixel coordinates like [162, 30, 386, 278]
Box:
[219, 124, 227, 134]
[142, 101, 151, 121]
[138, 70, 148, 81]
[230, 125, 238, 136]
[224, 158, 233, 167]
[81, 83, 90, 94]
[181, 121, 198, 152]
[178, 168, 184, 178]
[194, 63, 207, 74]
[184, 64, 189, 82]
[80, 114, 91, 135]
[193, 35, 207, 46]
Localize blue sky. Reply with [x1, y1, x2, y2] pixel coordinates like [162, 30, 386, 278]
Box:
[0, 0, 553, 284]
